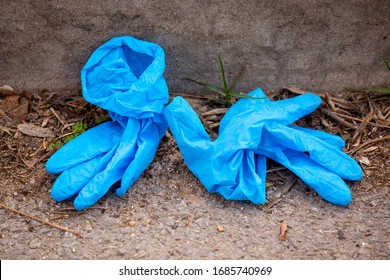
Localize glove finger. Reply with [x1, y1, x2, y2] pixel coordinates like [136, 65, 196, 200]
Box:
[50, 147, 117, 201]
[220, 89, 321, 134]
[73, 119, 141, 210]
[46, 121, 122, 174]
[212, 149, 265, 204]
[255, 154, 267, 203]
[232, 149, 266, 204]
[271, 93, 322, 124]
[164, 96, 213, 179]
[262, 123, 362, 180]
[258, 148, 352, 205]
[289, 126, 345, 149]
[117, 120, 164, 196]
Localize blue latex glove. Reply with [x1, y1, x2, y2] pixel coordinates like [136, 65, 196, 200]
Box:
[46, 36, 168, 210]
[164, 88, 362, 206]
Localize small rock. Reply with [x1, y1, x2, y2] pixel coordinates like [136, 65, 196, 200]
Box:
[129, 221, 136, 227]
[134, 249, 147, 259]
[85, 224, 93, 232]
[337, 229, 346, 240]
[57, 247, 70, 257]
[280, 221, 288, 241]
[118, 248, 127, 255]
[217, 225, 224, 232]
[29, 238, 41, 249]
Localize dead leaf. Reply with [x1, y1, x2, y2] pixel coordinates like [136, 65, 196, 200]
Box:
[0, 85, 16, 95]
[0, 125, 15, 136]
[21, 158, 39, 169]
[284, 87, 309, 95]
[0, 95, 29, 120]
[41, 116, 52, 128]
[280, 221, 288, 241]
[217, 225, 224, 232]
[284, 86, 324, 97]
[21, 151, 51, 168]
[17, 123, 54, 138]
[357, 156, 371, 166]
[360, 146, 378, 154]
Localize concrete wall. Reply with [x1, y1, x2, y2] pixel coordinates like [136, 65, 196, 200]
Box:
[1, 0, 390, 93]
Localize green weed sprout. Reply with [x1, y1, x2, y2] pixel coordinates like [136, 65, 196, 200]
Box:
[64, 121, 88, 143]
[346, 53, 390, 94]
[48, 121, 88, 151]
[185, 54, 263, 107]
[381, 53, 390, 73]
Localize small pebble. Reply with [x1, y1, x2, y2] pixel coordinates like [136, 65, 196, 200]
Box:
[28, 238, 41, 249]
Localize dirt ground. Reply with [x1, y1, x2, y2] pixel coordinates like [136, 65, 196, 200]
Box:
[0, 87, 389, 260]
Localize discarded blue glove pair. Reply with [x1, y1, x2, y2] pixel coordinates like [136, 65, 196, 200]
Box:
[46, 36, 362, 210]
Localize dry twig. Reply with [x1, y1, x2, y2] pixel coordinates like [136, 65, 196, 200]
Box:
[321, 108, 357, 129]
[331, 111, 390, 129]
[202, 108, 228, 116]
[266, 167, 287, 173]
[265, 197, 283, 209]
[349, 135, 390, 155]
[351, 110, 378, 143]
[325, 93, 337, 112]
[49, 107, 67, 126]
[55, 206, 107, 212]
[0, 202, 82, 238]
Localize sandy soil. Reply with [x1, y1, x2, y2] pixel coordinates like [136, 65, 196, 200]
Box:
[0, 88, 389, 259]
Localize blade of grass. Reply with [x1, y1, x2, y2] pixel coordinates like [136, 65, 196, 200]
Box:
[184, 78, 226, 96]
[381, 53, 390, 73]
[218, 54, 229, 94]
[362, 88, 390, 94]
[345, 87, 390, 94]
[228, 91, 265, 99]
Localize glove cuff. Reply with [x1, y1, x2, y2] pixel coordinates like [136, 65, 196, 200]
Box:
[81, 36, 169, 119]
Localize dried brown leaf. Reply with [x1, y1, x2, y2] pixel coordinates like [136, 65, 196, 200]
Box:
[357, 156, 371, 166]
[280, 221, 288, 241]
[0, 95, 29, 120]
[360, 146, 379, 154]
[17, 123, 54, 138]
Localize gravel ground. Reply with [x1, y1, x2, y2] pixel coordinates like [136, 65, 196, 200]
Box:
[0, 89, 389, 260]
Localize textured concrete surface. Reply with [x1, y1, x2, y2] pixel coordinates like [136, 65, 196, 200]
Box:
[1, 0, 390, 92]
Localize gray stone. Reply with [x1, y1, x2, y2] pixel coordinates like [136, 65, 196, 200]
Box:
[28, 238, 42, 249]
[1, 0, 389, 93]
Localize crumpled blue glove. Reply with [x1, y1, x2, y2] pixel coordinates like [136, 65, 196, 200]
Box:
[46, 36, 168, 210]
[164, 88, 362, 206]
